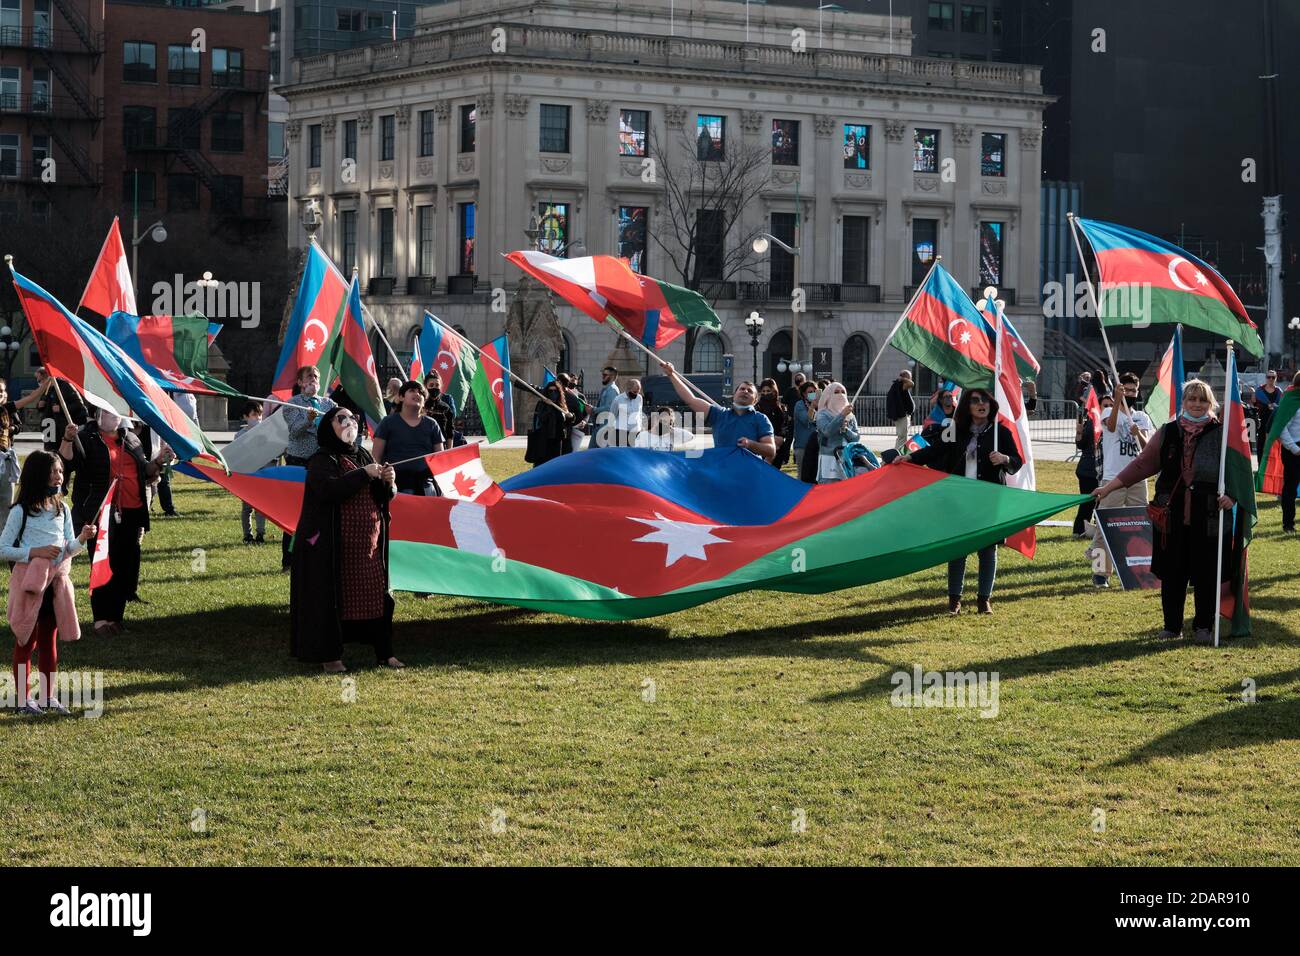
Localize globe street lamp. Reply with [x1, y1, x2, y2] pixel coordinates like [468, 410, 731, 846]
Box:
[1289, 316, 1300, 368]
[130, 218, 167, 310]
[745, 310, 764, 382]
[752, 227, 801, 370]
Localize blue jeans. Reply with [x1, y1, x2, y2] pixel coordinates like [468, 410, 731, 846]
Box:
[947, 545, 998, 599]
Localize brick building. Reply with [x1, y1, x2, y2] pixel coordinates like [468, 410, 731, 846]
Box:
[105, 0, 272, 230]
[0, 0, 105, 223]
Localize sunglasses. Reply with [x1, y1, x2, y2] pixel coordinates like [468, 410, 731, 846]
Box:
[334, 414, 356, 424]
[968, 396, 990, 405]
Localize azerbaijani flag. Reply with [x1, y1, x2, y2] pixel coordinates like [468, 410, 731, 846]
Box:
[190, 447, 1087, 622]
[904, 434, 929, 453]
[78, 217, 137, 318]
[471, 334, 514, 443]
[1256, 385, 1300, 497]
[1074, 218, 1263, 357]
[974, 310, 1039, 382]
[328, 276, 386, 428]
[928, 380, 959, 425]
[1144, 325, 1185, 427]
[504, 251, 721, 349]
[415, 311, 475, 415]
[1218, 347, 1257, 639]
[106, 312, 242, 398]
[207, 322, 221, 346]
[423, 443, 503, 504]
[408, 337, 424, 382]
[890, 263, 998, 389]
[13, 269, 227, 470]
[988, 302, 1038, 558]
[271, 242, 349, 398]
[1083, 385, 1103, 444]
[88, 479, 117, 592]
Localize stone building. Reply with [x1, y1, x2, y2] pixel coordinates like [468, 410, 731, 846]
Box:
[279, 0, 1051, 396]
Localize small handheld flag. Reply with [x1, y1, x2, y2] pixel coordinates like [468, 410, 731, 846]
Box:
[88, 480, 118, 592]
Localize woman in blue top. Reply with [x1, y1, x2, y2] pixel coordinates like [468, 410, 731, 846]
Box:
[1, 451, 95, 715]
[791, 380, 818, 473]
[814, 382, 860, 482]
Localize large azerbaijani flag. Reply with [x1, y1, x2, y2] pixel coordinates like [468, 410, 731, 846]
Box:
[188, 447, 1086, 621]
[415, 312, 476, 415]
[13, 270, 227, 469]
[1218, 347, 1257, 639]
[328, 276, 387, 428]
[1144, 325, 1185, 427]
[1074, 218, 1263, 357]
[1256, 385, 1300, 498]
[504, 251, 721, 349]
[106, 312, 243, 398]
[271, 242, 349, 398]
[470, 333, 514, 443]
[890, 263, 998, 389]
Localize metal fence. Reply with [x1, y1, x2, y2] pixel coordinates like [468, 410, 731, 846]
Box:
[850, 396, 1081, 444]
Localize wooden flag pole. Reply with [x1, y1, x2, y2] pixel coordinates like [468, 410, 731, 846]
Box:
[607, 320, 719, 406]
[1067, 213, 1126, 409]
[1213, 339, 1234, 649]
[850, 255, 942, 403]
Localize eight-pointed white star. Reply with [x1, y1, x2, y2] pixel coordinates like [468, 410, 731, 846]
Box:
[1194, 271, 1208, 286]
[629, 512, 729, 566]
[304, 338, 317, 352]
[959, 330, 972, 344]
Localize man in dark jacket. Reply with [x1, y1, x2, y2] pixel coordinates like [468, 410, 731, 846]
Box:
[885, 369, 916, 453]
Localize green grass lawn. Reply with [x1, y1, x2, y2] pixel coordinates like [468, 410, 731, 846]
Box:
[2, 453, 1297, 865]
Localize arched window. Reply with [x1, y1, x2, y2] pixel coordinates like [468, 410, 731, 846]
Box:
[843, 334, 871, 394]
[558, 330, 573, 374]
[693, 331, 723, 373]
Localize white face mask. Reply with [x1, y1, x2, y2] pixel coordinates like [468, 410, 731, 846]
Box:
[300, 378, 319, 397]
[733, 402, 753, 412]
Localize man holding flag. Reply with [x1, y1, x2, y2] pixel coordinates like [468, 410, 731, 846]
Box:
[1090, 371, 1154, 588]
[373, 381, 445, 496]
[1255, 369, 1300, 532]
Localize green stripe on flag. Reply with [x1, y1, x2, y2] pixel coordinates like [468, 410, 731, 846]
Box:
[1099, 286, 1263, 357]
[890, 323, 995, 391]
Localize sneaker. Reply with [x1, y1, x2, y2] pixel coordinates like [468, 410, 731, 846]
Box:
[1192, 628, 1215, 646]
[254, 535, 265, 544]
[1156, 629, 1181, 640]
[18, 698, 43, 716]
[1092, 575, 1109, 588]
[243, 535, 255, 544]
[42, 697, 70, 715]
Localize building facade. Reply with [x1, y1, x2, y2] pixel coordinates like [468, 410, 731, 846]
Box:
[0, 0, 105, 224]
[280, 0, 1051, 394]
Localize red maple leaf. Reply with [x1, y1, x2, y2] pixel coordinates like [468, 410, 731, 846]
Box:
[451, 469, 480, 498]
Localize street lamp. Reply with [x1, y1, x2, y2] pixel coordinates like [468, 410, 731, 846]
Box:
[745, 310, 764, 382]
[1288, 316, 1300, 368]
[752, 227, 802, 370]
[130, 218, 167, 309]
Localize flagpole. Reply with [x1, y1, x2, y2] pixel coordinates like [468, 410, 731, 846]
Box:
[1067, 213, 1125, 407]
[7, 254, 86, 454]
[1213, 339, 1234, 649]
[350, 268, 406, 373]
[420, 310, 568, 416]
[607, 319, 718, 406]
[851, 255, 943, 403]
[977, 287, 1006, 455]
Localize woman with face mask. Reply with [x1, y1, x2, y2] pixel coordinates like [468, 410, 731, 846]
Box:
[756, 379, 787, 469]
[813, 382, 860, 483]
[59, 407, 168, 636]
[792, 381, 819, 477]
[290, 407, 402, 673]
[1, 452, 96, 713]
[1092, 379, 1237, 644]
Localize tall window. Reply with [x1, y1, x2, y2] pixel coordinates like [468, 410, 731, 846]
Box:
[912, 219, 938, 284]
[771, 119, 799, 166]
[459, 105, 476, 152]
[961, 4, 987, 32]
[458, 201, 476, 273]
[378, 207, 395, 277]
[618, 206, 647, 274]
[538, 202, 569, 256]
[770, 212, 796, 294]
[619, 109, 648, 156]
[380, 114, 395, 161]
[167, 173, 199, 211]
[696, 115, 724, 161]
[980, 132, 1006, 176]
[0, 0, 20, 44]
[31, 134, 49, 169]
[0, 133, 18, 178]
[336, 9, 362, 31]
[843, 335, 871, 393]
[269, 122, 285, 159]
[343, 119, 357, 161]
[540, 104, 570, 153]
[124, 171, 156, 208]
[124, 42, 157, 82]
[212, 48, 243, 86]
[842, 216, 870, 284]
[693, 332, 724, 373]
[979, 221, 1004, 286]
[696, 209, 724, 280]
[123, 106, 156, 149]
[928, 2, 954, 30]
[308, 124, 321, 167]
[211, 111, 243, 152]
[167, 107, 200, 149]
[913, 128, 939, 173]
[0, 67, 17, 111]
[418, 110, 434, 156]
[843, 124, 869, 170]
[32, 0, 51, 47]
[340, 209, 357, 274]
[31, 69, 50, 111]
[167, 44, 200, 85]
[416, 205, 435, 276]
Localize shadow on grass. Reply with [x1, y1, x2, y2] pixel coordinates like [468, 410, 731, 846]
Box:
[1115, 696, 1300, 764]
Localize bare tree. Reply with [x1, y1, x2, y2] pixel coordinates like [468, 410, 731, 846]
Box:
[648, 125, 770, 371]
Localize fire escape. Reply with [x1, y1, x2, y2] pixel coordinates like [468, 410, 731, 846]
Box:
[0, 1, 104, 202]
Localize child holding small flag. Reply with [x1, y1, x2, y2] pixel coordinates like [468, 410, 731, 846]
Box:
[2, 452, 95, 714]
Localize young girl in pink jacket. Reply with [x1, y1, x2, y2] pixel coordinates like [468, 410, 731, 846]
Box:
[2, 451, 95, 715]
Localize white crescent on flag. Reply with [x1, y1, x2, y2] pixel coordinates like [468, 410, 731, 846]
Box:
[303, 318, 331, 353]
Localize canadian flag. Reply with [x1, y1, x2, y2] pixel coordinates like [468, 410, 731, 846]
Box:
[422, 443, 503, 505]
[88, 479, 118, 592]
[79, 217, 137, 317]
[990, 308, 1037, 559]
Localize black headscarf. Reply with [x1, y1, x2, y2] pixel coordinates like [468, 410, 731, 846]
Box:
[316, 406, 360, 459]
